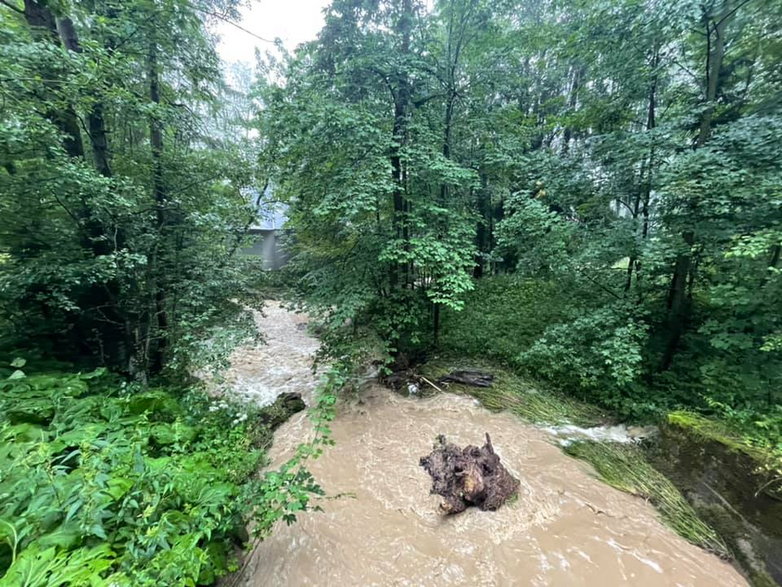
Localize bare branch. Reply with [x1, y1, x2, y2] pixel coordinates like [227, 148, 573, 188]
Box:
[671, 59, 700, 82]
[716, 0, 756, 28]
[192, 6, 276, 45]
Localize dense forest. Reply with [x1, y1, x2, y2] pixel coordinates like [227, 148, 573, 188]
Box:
[267, 0, 781, 429]
[1, 0, 780, 584]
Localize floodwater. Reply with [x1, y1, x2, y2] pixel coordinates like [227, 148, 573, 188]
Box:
[224, 301, 319, 407]
[229, 302, 746, 587]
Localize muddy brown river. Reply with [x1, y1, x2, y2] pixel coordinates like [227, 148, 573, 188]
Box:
[229, 302, 746, 586]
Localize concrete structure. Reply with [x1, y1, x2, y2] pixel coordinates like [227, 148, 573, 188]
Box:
[245, 227, 289, 269]
[242, 190, 289, 269]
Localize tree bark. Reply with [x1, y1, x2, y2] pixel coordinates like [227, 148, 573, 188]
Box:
[625, 49, 658, 294]
[561, 64, 584, 154]
[21, 2, 137, 369]
[23, 0, 84, 159]
[57, 17, 113, 178]
[388, 0, 414, 292]
[760, 244, 780, 288]
[148, 41, 169, 374]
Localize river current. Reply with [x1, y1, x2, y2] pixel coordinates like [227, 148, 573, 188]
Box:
[227, 302, 746, 587]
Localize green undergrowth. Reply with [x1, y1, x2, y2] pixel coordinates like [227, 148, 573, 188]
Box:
[438, 277, 569, 365]
[0, 358, 315, 586]
[420, 355, 607, 427]
[563, 441, 730, 557]
[440, 277, 782, 450]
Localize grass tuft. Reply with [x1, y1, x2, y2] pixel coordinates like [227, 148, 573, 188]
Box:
[564, 440, 730, 557]
[420, 355, 606, 426]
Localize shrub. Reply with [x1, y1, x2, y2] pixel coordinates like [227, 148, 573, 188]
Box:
[438, 276, 569, 364]
[519, 307, 648, 392]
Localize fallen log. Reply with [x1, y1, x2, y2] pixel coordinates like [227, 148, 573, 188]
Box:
[436, 370, 494, 388]
[419, 433, 519, 514]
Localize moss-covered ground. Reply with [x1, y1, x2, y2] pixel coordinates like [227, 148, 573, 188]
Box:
[667, 411, 782, 489]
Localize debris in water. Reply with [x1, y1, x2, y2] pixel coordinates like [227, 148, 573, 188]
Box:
[437, 370, 494, 388]
[420, 433, 520, 514]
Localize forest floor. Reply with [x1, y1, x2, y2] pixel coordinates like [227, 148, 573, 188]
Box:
[225, 302, 746, 586]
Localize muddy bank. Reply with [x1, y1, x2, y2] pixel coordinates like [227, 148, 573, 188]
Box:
[228, 304, 746, 586]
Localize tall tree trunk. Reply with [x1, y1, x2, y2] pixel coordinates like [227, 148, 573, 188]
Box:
[434, 88, 457, 343]
[697, 12, 729, 146]
[390, 94, 406, 288]
[57, 17, 113, 178]
[148, 41, 169, 374]
[23, 0, 84, 159]
[760, 244, 781, 288]
[433, 0, 472, 342]
[21, 2, 137, 368]
[561, 64, 584, 154]
[58, 16, 136, 370]
[474, 174, 490, 279]
[662, 6, 732, 370]
[625, 49, 658, 294]
[390, 0, 413, 290]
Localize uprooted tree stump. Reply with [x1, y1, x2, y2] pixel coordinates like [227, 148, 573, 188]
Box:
[419, 434, 520, 514]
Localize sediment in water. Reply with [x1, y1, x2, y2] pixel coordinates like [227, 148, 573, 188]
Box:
[226, 305, 747, 586]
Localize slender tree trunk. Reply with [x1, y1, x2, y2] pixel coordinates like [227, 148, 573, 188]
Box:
[561, 65, 584, 154]
[661, 7, 731, 370]
[433, 0, 472, 341]
[769, 245, 781, 271]
[390, 0, 413, 291]
[625, 50, 658, 294]
[697, 13, 729, 147]
[434, 88, 457, 342]
[148, 41, 169, 374]
[22, 2, 138, 368]
[57, 17, 113, 178]
[760, 244, 780, 288]
[474, 174, 490, 278]
[88, 102, 112, 177]
[390, 98, 406, 288]
[433, 304, 441, 345]
[23, 0, 84, 159]
[59, 16, 137, 371]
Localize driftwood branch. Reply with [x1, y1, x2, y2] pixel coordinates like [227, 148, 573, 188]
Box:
[420, 375, 445, 393]
[437, 370, 494, 388]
